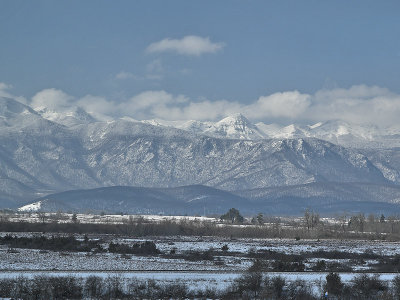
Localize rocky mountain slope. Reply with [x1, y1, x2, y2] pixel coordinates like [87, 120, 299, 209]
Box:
[140, 114, 400, 149]
[1, 96, 400, 213]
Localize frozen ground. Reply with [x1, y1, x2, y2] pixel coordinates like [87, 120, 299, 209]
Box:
[1, 234, 400, 272]
[151, 236, 400, 256]
[0, 246, 242, 272]
[1, 232, 400, 293]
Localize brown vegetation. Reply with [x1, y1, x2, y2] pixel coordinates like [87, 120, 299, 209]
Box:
[0, 271, 399, 299]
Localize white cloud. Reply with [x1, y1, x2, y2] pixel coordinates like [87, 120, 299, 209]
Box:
[0, 82, 28, 104]
[127, 90, 181, 111]
[115, 71, 136, 80]
[146, 35, 225, 56]
[180, 100, 242, 120]
[314, 85, 391, 101]
[0, 82, 12, 91]
[117, 85, 400, 126]
[77, 95, 117, 119]
[0, 82, 13, 99]
[31, 88, 74, 111]
[306, 85, 400, 126]
[120, 90, 188, 119]
[244, 91, 311, 119]
[180, 68, 192, 75]
[145, 59, 164, 80]
[27, 84, 400, 127]
[119, 90, 310, 122]
[30, 89, 115, 121]
[146, 59, 163, 74]
[115, 60, 164, 82]
[147, 98, 241, 121]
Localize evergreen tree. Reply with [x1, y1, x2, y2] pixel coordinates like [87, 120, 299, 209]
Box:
[220, 208, 244, 224]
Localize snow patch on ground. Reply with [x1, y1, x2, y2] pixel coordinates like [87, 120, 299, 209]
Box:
[17, 201, 42, 212]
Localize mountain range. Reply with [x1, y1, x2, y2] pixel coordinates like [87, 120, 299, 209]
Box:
[17, 183, 400, 215]
[2, 96, 400, 215]
[142, 113, 400, 149]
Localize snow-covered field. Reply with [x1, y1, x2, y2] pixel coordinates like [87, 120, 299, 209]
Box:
[151, 236, 400, 256]
[0, 246, 241, 272]
[0, 271, 398, 292]
[1, 234, 400, 272]
[1, 232, 400, 292]
[0, 271, 238, 291]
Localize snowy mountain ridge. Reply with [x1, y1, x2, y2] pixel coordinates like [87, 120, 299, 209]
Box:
[137, 114, 399, 148]
[20, 96, 400, 148]
[34, 106, 98, 127]
[1, 96, 400, 211]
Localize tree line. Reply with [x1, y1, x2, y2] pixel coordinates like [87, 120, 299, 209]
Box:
[0, 271, 399, 299]
[2, 208, 400, 240]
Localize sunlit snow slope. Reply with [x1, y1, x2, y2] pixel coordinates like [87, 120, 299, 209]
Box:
[1, 96, 400, 213]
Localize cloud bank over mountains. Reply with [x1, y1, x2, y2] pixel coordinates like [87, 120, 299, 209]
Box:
[3, 32, 397, 127]
[2, 82, 400, 127]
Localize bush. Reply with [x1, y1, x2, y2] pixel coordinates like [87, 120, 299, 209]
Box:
[221, 244, 229, 251]
[104, 275, 124, 299]
[0, 278, 14, 297]
[127, 278, 148, 298]
[31, 275, 52, 299]
[84, 275, 104, 298]
[236, 271, 263, 298]
[262, 275, 286, 299]
[183, 249, 215, 261]
[157, 281, 188, 299]
[393, 275, 400, 300]
[220, 208, 244, 224]
[272, 260, 305, 272]
[325, 272, 343, 296]
[351, 274, 387, 299]
[108, 241, 159, 255]
[12, 276, 31, 299]
[49, 276, 83, 299]
[286, 279, 317, 300]
[0, 275, 82, 299]
[312, 260, 326, 271]
[0, 234, 99, 252]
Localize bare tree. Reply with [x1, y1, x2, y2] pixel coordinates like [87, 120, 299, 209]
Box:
[37, 212, 46, 224]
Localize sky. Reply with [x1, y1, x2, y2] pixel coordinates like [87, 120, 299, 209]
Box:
[1, 0, 400, 125]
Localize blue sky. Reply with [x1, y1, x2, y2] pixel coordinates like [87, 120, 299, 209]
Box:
[1, 0, 400, 125]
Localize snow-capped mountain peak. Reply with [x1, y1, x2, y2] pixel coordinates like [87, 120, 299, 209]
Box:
[0, 96, 50, 130]
[309, 122, 323, 129]
[34, 106, 98, 127]
[201, 113, 266, 140]
[1, 97, 400, 212]
[139, 113, 266, 140]
[217, 113, 249, 125]
[3, 96, 400, 148]
[0, 97, 38, 119]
